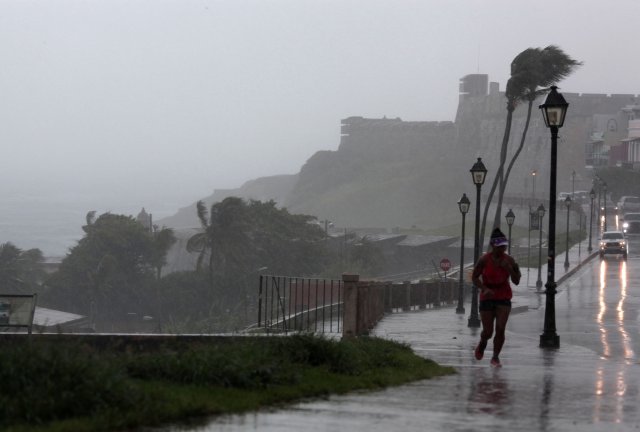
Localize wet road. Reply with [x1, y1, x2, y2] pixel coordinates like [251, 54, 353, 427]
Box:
[159, 239, 640, 431]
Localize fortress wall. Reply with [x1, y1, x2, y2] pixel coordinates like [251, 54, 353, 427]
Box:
[338, 87, 639, 205]
[339, 116, 456, 158]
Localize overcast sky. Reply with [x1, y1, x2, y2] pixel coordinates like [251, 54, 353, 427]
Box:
[1, 0, 639, 214]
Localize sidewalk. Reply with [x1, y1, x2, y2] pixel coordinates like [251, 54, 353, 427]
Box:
[203, 240, 640, 431]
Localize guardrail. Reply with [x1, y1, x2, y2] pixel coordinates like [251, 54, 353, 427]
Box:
[253, 274, 469, 338]
[255, 275, 343, 334]
[342, 275, 464, 337]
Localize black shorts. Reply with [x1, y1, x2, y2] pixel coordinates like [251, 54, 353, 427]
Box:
[479, 299, 512, 311]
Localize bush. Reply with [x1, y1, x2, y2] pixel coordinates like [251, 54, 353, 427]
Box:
[0, 342, 143, 426]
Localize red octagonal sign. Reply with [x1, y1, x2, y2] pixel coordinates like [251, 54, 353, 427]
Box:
[440, 258, 452, 272]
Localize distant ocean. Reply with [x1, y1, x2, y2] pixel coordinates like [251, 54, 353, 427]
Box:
[0, 192, 186, 259]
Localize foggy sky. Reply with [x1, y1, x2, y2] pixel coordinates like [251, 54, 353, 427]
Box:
[1, 0, 639, 215]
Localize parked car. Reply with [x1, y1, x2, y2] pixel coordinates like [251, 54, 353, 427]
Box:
[617, 196, 640, 214]
[599, 230, 628, 260]
[622, 213, 640, 234]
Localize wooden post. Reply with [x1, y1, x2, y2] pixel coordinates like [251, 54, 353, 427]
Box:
[419, 279, 427, 310]
[342, 274, 360, 338]
[403, 280, 411, 311]
[435, 280, 441, 308]
[384, 281, 392, 313]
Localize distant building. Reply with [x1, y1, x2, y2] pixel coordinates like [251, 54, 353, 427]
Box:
[136, 208, 153, 232]
[459, 74, 488, 99]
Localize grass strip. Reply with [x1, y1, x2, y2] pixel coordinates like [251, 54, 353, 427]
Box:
[2, 335, 454, 431]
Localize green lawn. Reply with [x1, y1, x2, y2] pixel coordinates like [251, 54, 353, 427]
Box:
[2, 335, 455, 432]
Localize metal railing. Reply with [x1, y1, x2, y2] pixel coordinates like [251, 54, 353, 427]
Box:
[252, 274, 467, 338]
[256, 275, 343, 334]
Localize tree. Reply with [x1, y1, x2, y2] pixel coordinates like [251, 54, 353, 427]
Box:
[187, 197, 328, 281]
[184, 197, 329, 329]
[44, 213, 170, 322]
[245, 199, 327, 276]
[149, 226, 177, 280]
[0, 242, 45, 293]
[479, 46, 581, 251]
[186, 197, 252, 284]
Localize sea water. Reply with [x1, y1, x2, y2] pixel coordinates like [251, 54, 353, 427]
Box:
[0, 191, 184, 259]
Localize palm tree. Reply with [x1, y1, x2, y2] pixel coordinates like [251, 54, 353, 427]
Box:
[479, 46, 581, 251]
[149, 226, 177, 280]
[186, 197, 250, 284]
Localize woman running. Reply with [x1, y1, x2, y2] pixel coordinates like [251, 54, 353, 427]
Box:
[472, 227, 521, 367]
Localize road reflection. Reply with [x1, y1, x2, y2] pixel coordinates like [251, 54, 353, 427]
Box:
[467, 368, 511, 416]
[595, 259, 632, 424]
[539, 351, 555, 432]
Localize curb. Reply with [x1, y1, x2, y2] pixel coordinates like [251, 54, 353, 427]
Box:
[510, 249, 597, 316]
[556, 251, 598, 285]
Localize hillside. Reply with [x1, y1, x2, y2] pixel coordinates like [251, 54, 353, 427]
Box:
[157, 174, 297, 229]
[158, 77, 638, 234]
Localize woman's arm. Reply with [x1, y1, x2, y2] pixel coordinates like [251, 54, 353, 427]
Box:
[504, 256, 521, 285]
[472, 255, 494, 296]
[471, 256, 485, 287]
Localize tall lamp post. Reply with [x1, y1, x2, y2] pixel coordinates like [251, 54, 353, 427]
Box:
[456, 193, 470, 314]
[602, 182, 608, 232]
[536, 204, 546, 290]
[506, 209, 515, 255]
[538, 86, 568, 349]
[531, 170, 537, 203]
[564, 196, 571, 269]
[588, 188, 595, 253]
[468, 157, 487, 328]
[595, 178, 602, 235]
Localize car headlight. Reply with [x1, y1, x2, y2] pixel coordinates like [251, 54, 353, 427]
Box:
[623, 222, 629, 228]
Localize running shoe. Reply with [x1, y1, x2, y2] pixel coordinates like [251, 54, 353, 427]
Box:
[490, 357, 502, 367]
[474, 341, 486, 360]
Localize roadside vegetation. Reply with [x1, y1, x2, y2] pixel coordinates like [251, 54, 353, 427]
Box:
[1, 335, 454, 432]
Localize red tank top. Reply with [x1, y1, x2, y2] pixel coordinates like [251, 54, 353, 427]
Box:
[479, 252, 513, 301]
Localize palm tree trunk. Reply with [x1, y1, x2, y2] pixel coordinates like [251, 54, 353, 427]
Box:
[495, 101, 534, 229]
[479, 108, 514, 253]
[208, 247, 215, 287]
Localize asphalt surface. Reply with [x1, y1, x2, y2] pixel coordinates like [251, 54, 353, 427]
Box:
[162, 238, 640, 432]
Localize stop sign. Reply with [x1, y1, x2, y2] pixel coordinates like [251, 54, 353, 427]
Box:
[440, 258, 452, 272]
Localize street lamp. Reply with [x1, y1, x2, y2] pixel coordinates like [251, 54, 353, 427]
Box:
[588, 188, 595, 252]
[538, 85, 568, 349]
[602, 182, 608, 232]
[505, 209, 515, 255]
[456, 193, 470, 314]
[468, 157, 487, 328]
[564, 196, 571, 269]
[595, 178, 602, 235]
[536, 204, 546, 290]
[531, 170, 537, 203]
[571, 170, 576, 200]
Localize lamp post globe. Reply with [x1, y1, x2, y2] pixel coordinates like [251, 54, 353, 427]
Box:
[588, 188, 595, 253]
[538, 85, 568, 349]
[564, 196, 572, 269]
[456, 193, 471, 314]
[536, 204, 546, 290]
[505, 209, 515, 255]
[468, 157, 487, 328]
